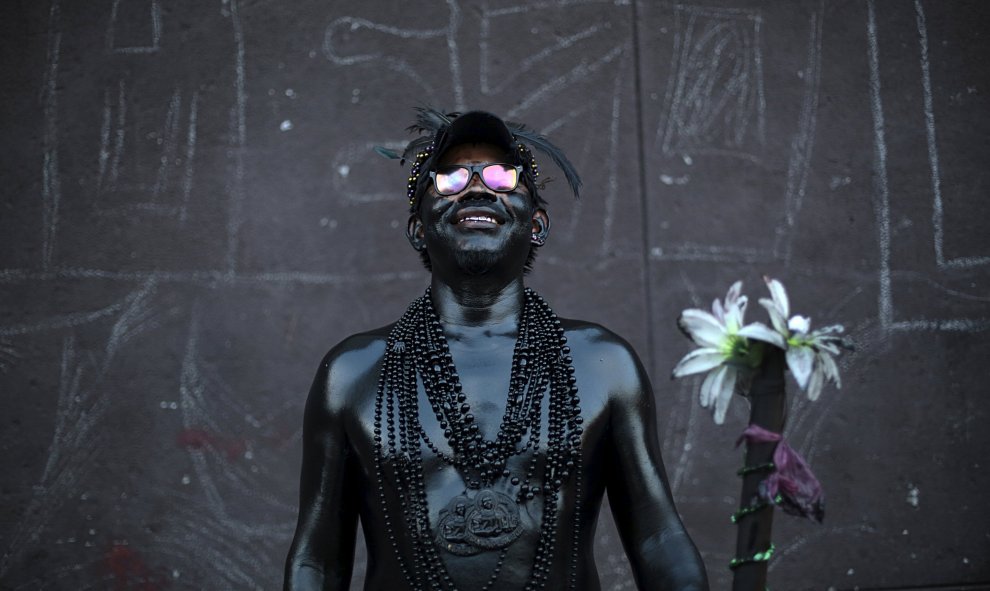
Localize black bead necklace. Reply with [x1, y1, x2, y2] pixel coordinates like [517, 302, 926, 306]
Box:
[373, 288, 584, 590]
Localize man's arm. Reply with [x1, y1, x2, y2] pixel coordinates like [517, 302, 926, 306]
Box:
[605, 342, 709, 590]
[284, 350, 361, 591]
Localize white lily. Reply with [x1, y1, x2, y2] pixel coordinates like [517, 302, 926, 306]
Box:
[759, 277, 850, 401]
[673, 281, 785, 424]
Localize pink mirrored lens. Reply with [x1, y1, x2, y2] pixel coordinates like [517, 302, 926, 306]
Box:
[481, 165, 518, 191]
[436, 167, 470, 194]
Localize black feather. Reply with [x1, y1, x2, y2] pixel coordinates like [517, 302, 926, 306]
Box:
[507, 123, 582, 199]
[374, 146, 401, 160]
[399, 136, 434, 165]
[407, 106, 453, 136]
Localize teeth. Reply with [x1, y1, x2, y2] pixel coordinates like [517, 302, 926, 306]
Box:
[462, 216, 496, 223]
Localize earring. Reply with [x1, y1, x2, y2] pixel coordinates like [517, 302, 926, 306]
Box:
[531, 234, 546, 246]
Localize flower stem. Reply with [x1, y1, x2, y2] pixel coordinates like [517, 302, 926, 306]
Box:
[732, 346, 786, 591]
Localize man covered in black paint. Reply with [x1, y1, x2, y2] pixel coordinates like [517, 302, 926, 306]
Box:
[284, 109, 709, 590]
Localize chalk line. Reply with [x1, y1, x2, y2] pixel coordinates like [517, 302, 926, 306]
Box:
[108, 79, 127, 194]
[481, 17, 606, 96]
[152, 88, 182, 200]
[915, 0, 990, 270]
[179, 90, 199, 223]
[224, 0, 247, 276]
[866, 0, 893, 329]
[445, 0, 464, 111]
[506, 44, 624, 119]
[97, 87, 111, 194]
[322, 17, 447, 65]
[0, 266, 424, 286]
[777, 5, 823, 265]
[658, 5, 765, 162]
[41, 0, 62, 270]
[601, 50, 625, 256]
[0, 301, 127, 336]
[649, 243, 771, 264]
[106, 0, 162, 54]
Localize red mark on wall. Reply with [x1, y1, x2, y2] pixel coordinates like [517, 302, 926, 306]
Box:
[105, 544, 166, 590]
[176, 428, 247, 459]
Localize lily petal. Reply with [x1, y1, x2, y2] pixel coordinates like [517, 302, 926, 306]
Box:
[814, 339, 841, 355]
[817, 323, 846, 335]
[764, 276, 790, 319]
[672, 348, 724, 378]
[678, 309, 726, 348]
[738, 322, 787, 348]
[759, 297, 789, 335]
[725, 281, 743, 308]
[712, 298, 725, 324]
[712, 366, 738, 425]
[786, 346, 815, 389]
[700, 365, 724, 408]
[807, 362, 824, 401]
[725, 295, 748, 333]
[788, 315, 811, 335]
[820, 351, 841, 388]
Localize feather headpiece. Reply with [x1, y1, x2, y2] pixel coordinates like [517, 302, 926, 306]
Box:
[377, 107, 582, 210]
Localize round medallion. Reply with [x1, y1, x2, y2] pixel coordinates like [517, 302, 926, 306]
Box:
[436, 489, 522, 555]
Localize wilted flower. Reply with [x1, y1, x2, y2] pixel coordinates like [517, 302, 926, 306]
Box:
[673, 281, 784, 424]
[759, 277, 852, 401]
[737, 424, 825, 522]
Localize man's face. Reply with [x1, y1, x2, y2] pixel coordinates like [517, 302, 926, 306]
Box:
[408, 142, 548, 276]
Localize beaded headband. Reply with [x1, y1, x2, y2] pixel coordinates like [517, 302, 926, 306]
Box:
[376, 107, 581, 212]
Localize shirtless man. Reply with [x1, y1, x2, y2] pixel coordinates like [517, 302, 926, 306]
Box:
[284, 110, 709, 590]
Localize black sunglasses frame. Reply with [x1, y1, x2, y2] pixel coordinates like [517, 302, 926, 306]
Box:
[428, 163, 523, 196]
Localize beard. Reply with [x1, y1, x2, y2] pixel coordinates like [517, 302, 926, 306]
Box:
[453, 246, 503, 276]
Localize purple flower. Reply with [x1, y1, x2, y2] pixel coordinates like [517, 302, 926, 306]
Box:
[737, 424, 825, 523]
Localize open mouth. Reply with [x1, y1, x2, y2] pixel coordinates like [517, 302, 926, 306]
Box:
[452, 208, 505, 228]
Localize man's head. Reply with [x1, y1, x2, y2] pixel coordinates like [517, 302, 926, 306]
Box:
[406, 139, 549, 276]
[393, 109, 580, 275]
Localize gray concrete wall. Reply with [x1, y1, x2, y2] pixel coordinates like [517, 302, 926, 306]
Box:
[1, 1, 988, 589]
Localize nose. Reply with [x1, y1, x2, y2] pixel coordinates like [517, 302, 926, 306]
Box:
[457, 172, 497, 202]
[466, 170, 487, 190]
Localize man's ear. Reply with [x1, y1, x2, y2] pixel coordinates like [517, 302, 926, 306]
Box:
[406, 214, 427, 251]
[531, 208, 550, 246]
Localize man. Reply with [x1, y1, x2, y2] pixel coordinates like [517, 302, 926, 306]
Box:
[284, 109, 709, 590]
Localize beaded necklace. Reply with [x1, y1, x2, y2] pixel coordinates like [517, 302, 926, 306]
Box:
[373, 288, 584, 590]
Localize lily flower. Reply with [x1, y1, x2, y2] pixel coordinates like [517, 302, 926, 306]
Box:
[673, 281, 784, 424]
[759, 277, 852, 401]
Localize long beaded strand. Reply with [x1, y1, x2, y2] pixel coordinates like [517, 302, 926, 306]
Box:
[373, 288, 583, 590]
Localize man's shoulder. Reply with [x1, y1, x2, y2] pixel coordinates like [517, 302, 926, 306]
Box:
[560, 318, 639, 355]
[559, 318, 646, 381]
[310, 325, 394, 407]
[324, 324, 393, 361]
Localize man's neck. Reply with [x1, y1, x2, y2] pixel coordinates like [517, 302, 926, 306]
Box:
[429, 274, 525, 330]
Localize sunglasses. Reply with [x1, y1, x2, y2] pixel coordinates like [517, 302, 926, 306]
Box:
[429, 163, 522, 196]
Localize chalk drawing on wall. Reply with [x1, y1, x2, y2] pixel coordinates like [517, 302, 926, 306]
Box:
[656, 4, 767, 164]
[867, 0, 989, 333]
[96, 80, 201, 222]
[913, 1, 989, 272]
[106, 0, 162, 54]
[476, 1, 630, 255]
[651, 4, 823, 266]
[322, 0, 464, 109]
[179, 310, 298, 536]
[0, 281, 159, 583]
[3, 0, 340, 285]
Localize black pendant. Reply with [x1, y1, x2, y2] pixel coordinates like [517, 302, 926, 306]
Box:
[374, 288, 584, 591]
[436, 489, 522, 555]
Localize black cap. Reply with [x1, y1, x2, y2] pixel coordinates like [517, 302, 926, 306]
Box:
[434, 111, 515, 157]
